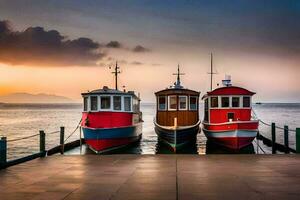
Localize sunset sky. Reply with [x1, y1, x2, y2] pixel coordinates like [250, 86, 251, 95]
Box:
[0, 0, 299, 103]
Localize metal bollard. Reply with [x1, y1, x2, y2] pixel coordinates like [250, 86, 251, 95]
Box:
[296, 128, 300, 154]
[271, 123, 276, 154]
[0, 137, 7, 168]
[60, 127, 65, 154]
[39, 131, 46, 157]
[284, 125, 289, 154]
[79, 126, 82, 154]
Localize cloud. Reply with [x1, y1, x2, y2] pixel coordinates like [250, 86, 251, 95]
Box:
[106, 41, 122, 48]
[131, 61, 143, 65]
[0, 20, 105, 67]
[106, 42, 151, 53]
[119, 60, 128, 64]
[132, 45, 150, 53]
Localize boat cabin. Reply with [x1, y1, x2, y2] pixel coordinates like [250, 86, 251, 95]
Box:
[155, 66, 200, 127]
[202, 86, 255, 124]
[155, 89, 200, 126]
[81, 86, 141, 128]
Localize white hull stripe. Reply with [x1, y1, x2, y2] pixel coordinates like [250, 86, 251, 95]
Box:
[203, 129, 257, 138]
[202, 120, 259, 126]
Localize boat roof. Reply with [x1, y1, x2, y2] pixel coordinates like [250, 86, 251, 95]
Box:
[201, 86, 255, 99]
[82, 86, 139, 99]
[155, 88, 200, 96]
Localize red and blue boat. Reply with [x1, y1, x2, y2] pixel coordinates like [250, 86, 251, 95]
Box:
[81, 63, 143, 153]
[202, 75, 259, 150]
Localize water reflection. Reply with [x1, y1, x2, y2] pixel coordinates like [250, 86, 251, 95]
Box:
[205, 140, 255, 154]
[67, 138, 255, 155]
[155, 139, 198, 154]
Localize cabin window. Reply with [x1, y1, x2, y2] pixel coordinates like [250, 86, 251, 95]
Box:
[210, 97, 218, 108]
[101, 96, 111, 109]
[243, 96, 251, 107]
[83, 97, 88, 111]
[113, 96, 122, 110]
[232, 97, 240, 107]
[124, 96, 132, 111]
[221, 97, 230, 107]
[179, 96, 187, 110]
[90, 96, 98, 111]
[158, 96, 167, 110]
[168, 96, 177, 110]
[133, 98, 139, 112]
[228, 112, 234, 122]
[189, 96, 197, 110]
[204, 99, 209, 121]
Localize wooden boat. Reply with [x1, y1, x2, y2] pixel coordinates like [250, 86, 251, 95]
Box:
[154, 65, 200, 152]
[81, 62, 143, 153]
[202, 75, 259, 150]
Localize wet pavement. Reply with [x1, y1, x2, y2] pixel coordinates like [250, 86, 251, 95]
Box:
[0, 155, 300, 200]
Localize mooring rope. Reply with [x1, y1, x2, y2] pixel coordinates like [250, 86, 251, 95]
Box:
[6, 118, 82, 143]
[7, 130, 60, 143]
[46, 118, 83, 153]
[45, 130, 60, 135]
[64, 118, 82, 143]
[252, 109, 296, 133]
[7, 133, 40, 142]
[253, 138, 266, 154]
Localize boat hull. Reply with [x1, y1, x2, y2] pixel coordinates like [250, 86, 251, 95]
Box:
[203, 129, 257, 150]
[154, 122, 200, 152]
[202, 120, 258, 150]
[82, 123, 142, 153]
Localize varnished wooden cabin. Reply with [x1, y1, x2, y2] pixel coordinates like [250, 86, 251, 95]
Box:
[154, 66, 200, 151]
[155, 89, 199, 126]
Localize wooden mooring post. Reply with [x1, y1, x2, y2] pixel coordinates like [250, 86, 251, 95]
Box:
[60, 127, 65, 154]
[0, 137, 7, 168]
[271, 123, 276, 154]
[284, 125, 289, 154]
[296, 128, 300, 154]
[39, 130, 46, 157]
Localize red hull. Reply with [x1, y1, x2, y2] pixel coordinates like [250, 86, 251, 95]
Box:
[82, 112, 133, 128]
[85, 137, 139, 153]
[203, 121, 259, 131]
[203, 121, 258, 150]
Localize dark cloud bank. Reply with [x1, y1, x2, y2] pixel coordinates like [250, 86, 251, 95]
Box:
[106, 41, 122, 48]
[0, 20, 150, 67]
[106, 41, 150, 53]
[132, 45, 150, 53]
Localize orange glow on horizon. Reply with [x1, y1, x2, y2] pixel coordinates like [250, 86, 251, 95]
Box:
[0, 51, 300, 103]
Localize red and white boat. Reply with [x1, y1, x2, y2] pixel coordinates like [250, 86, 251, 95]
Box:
[81, 63, 143, 153]
[202, 75, 259, 150]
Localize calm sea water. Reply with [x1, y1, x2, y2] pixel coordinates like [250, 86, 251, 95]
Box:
[0, 103, 299, 160]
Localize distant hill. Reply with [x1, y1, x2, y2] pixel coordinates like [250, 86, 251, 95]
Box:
[0, 93, 74, 103]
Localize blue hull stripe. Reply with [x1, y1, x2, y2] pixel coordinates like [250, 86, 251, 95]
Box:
[83, 124, 142, 140]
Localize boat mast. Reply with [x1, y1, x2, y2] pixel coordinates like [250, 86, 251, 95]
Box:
[208, 53, 216, 91]
[210, 53, 213, 91]
[173, 64, 185, 88]
[111, 61, 121, 90]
